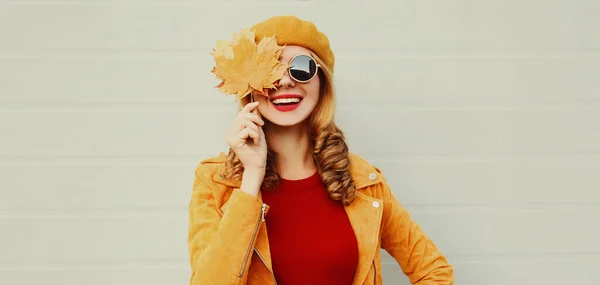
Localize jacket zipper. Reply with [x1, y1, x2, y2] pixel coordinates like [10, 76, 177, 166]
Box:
[255, 248, 278, 285]
[238, 203, 267, 278]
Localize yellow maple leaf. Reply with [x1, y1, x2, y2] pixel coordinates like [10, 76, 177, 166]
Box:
[211, 28, 288, 101]
[212, 40, 233, 59]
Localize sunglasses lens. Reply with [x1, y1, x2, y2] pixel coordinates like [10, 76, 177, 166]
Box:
[289, 55, 317, 82]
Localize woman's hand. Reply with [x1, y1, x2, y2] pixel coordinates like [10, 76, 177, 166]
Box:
[226, 101, 267, 172]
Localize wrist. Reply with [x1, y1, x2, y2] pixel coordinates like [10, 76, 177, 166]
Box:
[240, 168, 265, 196]
[244, 167, 266, 176]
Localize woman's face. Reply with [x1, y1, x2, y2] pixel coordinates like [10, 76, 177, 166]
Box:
[255, 46, 321, 127]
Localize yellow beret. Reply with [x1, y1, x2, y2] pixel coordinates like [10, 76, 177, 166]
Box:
[251, 15, 335, 73]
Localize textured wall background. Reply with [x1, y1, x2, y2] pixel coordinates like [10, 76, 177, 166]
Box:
[0, 0, 599, 284]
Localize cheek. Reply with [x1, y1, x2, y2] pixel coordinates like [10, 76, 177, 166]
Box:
[254, 95, 269, 111]
[306, 81, 321, 102]
[255, 94, 269, 103]
[257, 103, 268, 115]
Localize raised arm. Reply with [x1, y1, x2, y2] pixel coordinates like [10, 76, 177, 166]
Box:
[187, 164, 266, 285]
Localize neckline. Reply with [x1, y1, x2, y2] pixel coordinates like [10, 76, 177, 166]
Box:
[279, 170, 321, 187]
[280, 170, 319, 182]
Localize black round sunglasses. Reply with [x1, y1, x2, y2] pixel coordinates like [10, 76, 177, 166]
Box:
[287, 54, 321, 83]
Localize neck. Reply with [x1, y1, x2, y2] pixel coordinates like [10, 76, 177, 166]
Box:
[264, 121, 317, 180]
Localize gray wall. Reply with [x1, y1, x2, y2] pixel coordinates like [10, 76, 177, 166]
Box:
[1, 0, 599, 284]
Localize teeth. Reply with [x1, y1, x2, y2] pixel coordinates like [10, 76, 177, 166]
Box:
[272, 98, 301, 104]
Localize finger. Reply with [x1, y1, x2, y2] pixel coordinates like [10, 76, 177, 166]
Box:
[243, 112, 265, 126]
[231, 115, 250, 132]
[229, 118, 245, 135]
[241, 101, 259, 114]
[232, 116, 261, 134]
[240, 119, 260, 133]
[235, 103, 261, 130]
[257, 126, 265, 146]
[252, 104, 262, 118]
[239, 128, 260, 145]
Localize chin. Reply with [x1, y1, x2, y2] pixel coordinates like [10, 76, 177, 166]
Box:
[260, 107, 311, 127]
[263, 114, 311, 127]
[259, 103, 314, 127]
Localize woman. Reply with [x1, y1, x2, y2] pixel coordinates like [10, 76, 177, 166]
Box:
[188, 15, 454, 285]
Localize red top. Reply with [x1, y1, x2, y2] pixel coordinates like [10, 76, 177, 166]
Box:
[261, 171, 359, 285]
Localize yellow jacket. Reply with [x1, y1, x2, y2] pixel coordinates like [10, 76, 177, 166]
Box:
[188, 152, 454, 285]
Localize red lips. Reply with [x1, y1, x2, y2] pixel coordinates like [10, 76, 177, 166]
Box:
[270, 94, 303, 112]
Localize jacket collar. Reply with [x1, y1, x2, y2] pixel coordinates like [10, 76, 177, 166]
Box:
[210, 152, 383, 285]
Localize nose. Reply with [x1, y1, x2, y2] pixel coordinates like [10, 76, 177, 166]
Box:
[276, 68, 295, 88]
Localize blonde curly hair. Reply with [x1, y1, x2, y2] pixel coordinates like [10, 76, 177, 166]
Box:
[224, 52, 356, 205]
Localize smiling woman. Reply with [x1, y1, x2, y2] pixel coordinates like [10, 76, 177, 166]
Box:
[188, 15, 455, 285]
[266, 54, 320, 112]
[254, 47, 323, 127]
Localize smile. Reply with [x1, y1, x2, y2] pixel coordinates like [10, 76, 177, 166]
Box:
[270, 94, 303, 112]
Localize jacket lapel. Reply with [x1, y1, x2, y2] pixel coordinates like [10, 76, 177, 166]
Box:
[345, 154, 384, 285]
[345, 192, 383, 285]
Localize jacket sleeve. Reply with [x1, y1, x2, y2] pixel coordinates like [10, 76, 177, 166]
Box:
[378, 174, 455, 284]
[188, 163, 265, 285]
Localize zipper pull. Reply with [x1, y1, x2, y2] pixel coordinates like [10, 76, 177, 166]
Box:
[261, 203, 267, 222]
